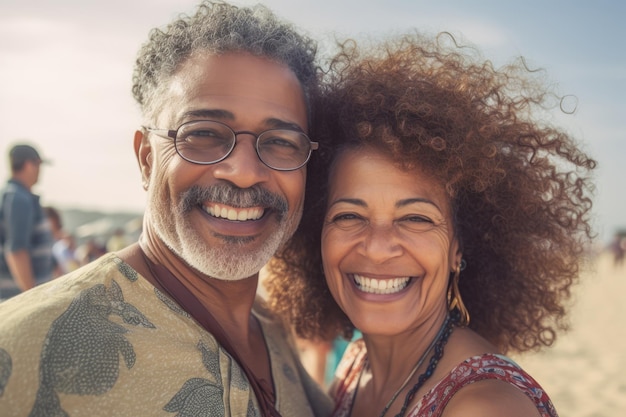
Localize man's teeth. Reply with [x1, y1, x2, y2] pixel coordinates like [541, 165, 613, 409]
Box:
[353, 274, 411, 294]
[204, 204, 264, 221]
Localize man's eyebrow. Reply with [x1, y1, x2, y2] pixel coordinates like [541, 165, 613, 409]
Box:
[177, 112, 305, 132]
[265, 118, 306, 132]
[179, 109, 234, 122]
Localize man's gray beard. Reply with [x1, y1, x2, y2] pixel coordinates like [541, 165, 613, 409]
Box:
[173, 213, 297, 280]
[148, 184, 300, 281]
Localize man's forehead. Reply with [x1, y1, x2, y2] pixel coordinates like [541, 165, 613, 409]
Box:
[159, 53, 307, 129]
[173, 52, 298, 87]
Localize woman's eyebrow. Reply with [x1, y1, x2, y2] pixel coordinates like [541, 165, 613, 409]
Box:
[327, 198, 366, 209]
[328, 197, 442, 212]
[397, 197, 442, 212]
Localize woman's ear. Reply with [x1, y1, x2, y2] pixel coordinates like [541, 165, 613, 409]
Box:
[134, 129, 152, 190]
[450, 238, 463, 272]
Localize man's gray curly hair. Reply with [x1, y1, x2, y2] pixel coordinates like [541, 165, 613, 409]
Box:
[132, 0, 318, 122]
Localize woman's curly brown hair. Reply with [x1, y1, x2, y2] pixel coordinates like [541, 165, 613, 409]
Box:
[264, 32, 596, 354]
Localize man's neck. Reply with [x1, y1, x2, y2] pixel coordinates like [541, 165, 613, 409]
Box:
[119, 239, 260, 344]
[10, 175, 32, 191]
[118, 241, 274, 397]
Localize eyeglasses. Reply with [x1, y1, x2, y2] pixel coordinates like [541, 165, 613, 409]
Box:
[144, 120, 318, 171]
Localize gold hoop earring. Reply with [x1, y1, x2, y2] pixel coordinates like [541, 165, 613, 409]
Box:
[447, 261, 470, 326]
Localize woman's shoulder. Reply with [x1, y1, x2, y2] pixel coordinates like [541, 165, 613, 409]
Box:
[442, 375, 545, 417]
[411, 353, 558, 417]
[328, 338, 366, 404]
[334, 338, 366, 378]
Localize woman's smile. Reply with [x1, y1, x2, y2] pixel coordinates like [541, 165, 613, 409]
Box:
[351, 273, 412, 295]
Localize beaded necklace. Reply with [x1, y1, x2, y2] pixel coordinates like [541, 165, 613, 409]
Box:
[356, 312, 457, 417]
[391, 313, 456, 417]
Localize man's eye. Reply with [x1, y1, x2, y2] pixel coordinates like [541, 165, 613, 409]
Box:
[263, 137, 299, 148]
[187, 129, 223, 139]
[182, 130, 232, 149]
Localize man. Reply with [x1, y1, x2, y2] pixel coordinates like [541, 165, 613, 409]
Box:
[0, 143, 53, 300]
[0, 2, 331, 416]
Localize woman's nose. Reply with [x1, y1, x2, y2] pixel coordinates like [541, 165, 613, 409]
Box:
[359, 224, 403, 264]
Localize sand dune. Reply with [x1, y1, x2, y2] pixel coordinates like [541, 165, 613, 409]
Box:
[516, 252, 626, 416]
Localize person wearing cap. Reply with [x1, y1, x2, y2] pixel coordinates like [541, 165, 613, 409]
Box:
[0, 143, 54, 300]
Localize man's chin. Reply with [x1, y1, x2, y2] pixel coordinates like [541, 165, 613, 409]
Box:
[156, 215, 291, 280]
[180, 243, 273, 281]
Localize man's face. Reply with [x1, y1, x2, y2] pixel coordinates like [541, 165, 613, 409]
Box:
[137, 53, 308, 280]
[26, 159, 42, 187]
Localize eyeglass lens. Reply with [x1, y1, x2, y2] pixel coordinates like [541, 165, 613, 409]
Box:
[175, 120, 312, 170]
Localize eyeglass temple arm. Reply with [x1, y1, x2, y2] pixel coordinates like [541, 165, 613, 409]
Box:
[143, 127, 177, 140]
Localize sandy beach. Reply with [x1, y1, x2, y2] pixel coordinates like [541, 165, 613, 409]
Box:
[515, 251, 626, 417]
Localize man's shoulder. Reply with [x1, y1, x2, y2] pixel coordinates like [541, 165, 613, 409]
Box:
[252, 296, 288, 329]
[0, 254, 148, 347]
[252, 296, 295, 345]
[0, 254, 136, 324]
[1, 180, 28, 196]
[1, 181, 33, 210]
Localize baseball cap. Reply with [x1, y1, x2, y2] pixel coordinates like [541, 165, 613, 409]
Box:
[9, 144, 50, 168]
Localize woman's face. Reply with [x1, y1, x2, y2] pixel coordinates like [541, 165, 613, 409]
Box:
[322, 148, 461, 336]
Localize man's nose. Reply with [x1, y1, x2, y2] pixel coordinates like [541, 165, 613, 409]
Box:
[211, 135, 271, 188]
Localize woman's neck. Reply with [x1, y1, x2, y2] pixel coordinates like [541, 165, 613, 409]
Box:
[359, 311, 449, 410]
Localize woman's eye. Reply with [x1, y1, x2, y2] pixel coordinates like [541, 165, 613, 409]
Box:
[401, 215, 436, 231]
[333, 213, 360, 222]
[405, 215, 431, 223]
[328, 213, 366, 229]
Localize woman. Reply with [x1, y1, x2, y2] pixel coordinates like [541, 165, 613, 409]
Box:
[265, 33, 596, 417]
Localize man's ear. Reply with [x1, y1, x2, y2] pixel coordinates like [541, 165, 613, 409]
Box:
[134, 129, 152, 190]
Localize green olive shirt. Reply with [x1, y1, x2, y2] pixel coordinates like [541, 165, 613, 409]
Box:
[0, 253, 332, 417]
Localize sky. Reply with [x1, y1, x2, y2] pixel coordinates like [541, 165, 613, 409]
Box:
[1, 0, 624, 243]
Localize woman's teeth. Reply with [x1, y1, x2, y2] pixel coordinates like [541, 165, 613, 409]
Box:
[353, 274, 411, 294]
[203, 204, 264, 221]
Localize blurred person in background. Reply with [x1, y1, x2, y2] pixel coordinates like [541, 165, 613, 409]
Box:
[44, 206, 80, 277]
[609, 231, 625, 267]
[74, 237, 106, 266]
[0, 143, 53, 300]
[106, 227, 131, 252]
